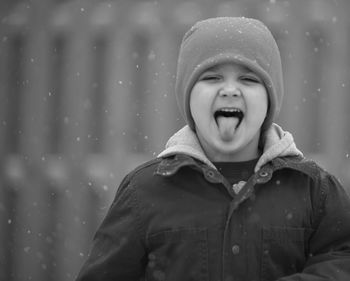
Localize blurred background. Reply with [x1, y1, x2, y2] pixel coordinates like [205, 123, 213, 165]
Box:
[0, 0, 350, 280]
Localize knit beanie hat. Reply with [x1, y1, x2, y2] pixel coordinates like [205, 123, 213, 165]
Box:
[175, 17, 284, 132]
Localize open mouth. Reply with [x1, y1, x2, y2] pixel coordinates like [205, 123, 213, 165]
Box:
[214, 108, 244, 128]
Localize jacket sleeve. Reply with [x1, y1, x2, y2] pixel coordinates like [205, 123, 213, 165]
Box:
[278, 174, 350, 281]
[75, 175, 147, 281]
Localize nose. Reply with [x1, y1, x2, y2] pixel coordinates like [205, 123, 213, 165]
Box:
[218, 86, 242, 98]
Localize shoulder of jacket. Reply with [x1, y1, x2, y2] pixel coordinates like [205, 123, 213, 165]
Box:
[114, 158, 163, 197]
[272, 156, 344, 212]
[122, 158, 163, 184]
[273, 156, 333, 181]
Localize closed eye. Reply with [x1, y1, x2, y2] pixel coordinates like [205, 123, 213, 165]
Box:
[200, 75, 221, 81]
[197, 71, 223, 82]
[240, 75, 261, 84]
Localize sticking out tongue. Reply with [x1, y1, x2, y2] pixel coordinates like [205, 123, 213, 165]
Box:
[217, 116, 239, 142]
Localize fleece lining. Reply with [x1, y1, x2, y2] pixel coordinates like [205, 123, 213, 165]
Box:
[158, 123, 303, 172]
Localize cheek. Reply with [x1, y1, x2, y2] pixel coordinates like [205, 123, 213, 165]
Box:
[259, 97, 268, 116]
[189, 87, 208, 118]
[255, 89, 268, 112]
[246, 90, 268, 121]
[262, 92, 269, 116]
[189, 92, 199, 119]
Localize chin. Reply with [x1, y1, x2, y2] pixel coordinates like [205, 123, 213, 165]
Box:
[214, 144, 241, 156]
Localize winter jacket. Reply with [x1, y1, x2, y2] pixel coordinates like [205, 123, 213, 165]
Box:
[76, 124, 350, 281]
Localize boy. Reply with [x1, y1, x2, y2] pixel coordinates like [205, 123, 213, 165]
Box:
[76, 17, 350, 281]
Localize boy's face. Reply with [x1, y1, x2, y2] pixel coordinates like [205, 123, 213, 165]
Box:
[190, 62, 268, 162]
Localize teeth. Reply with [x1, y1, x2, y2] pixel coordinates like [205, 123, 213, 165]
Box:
[220, 108, 240, 112]
[214, 108, 244, 119]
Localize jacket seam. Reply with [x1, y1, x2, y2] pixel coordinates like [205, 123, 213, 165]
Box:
[127, 186, 147, 245]
[314, 175, 329, 228]
[124, 160, 164, 242]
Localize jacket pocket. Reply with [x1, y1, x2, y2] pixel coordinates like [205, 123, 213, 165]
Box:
[146, 228, 209, 281]
[261, 226, 307, 281]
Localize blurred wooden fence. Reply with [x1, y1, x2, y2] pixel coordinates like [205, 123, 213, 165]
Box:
[0, 0, 350, 280]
